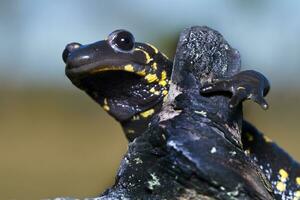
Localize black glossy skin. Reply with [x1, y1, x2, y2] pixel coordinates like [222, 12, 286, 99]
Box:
[63, 30, 172, 140]
[64, 28, 300, 199]
[242, 122, 300, 199]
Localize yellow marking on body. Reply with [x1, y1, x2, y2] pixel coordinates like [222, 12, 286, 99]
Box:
[246, 132, 254, 142]
[294, 191, 300, 199]
[162, 90, 168, 96]
[296, 177, 300, 185]
[132, 115, 140, 121]
[103, 98, 110, 111]
[103, 105, 110, 111]
[279, 169, 288, 182]
[145, 73, 158, 83]
[124, 64, 134, 72]
[146, 43, 159, 54]
[104, 98, 108, 105]
[159, 80, 167, 87]
[161, 70, 167, 80]
[149, 87, 160, 95]
[151, 62, 158, 70]
[136, 69, 146, 76]
[135, 48, 153, 64]
[237, 86, 245, 90]
[127, 129, 135, 134]
[263, 135, 272, 142]
[140, 109, 155, 118]
[150, 87, 156, 93]
[154, 91, 160, 95]
[276, 181, 286, 192]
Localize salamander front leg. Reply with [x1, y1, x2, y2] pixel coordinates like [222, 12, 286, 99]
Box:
[200, 70, 270, 109]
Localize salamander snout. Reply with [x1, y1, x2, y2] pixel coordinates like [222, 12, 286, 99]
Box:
[62, 42, 82, 63]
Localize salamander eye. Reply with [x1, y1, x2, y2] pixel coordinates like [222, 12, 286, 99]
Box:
[108, 30, 135, 52]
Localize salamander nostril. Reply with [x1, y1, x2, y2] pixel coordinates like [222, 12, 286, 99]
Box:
[62, 42, 82, 63]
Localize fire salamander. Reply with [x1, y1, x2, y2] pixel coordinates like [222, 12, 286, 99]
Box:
[63, 29, 300, 200]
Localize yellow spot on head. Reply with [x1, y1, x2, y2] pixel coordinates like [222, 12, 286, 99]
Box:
[124, 64, 134, 72]
[295, 190, 300, 199]
[263, 135, 272, 142]
[146, 43, 159, 54]
[145, 73, 158, 83]
[296, 177, 300, 185]
[140, 109, 155, 118]
[276, 181, 286, 192]
[279, 169, 288, 182]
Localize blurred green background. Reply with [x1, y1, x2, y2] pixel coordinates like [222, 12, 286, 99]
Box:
[0, 0, 299, 199]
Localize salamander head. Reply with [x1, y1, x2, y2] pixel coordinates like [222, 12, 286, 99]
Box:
[63, 30, 172, 140]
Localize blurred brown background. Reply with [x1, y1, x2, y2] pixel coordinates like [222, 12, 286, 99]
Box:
[0, 0, 299, 199]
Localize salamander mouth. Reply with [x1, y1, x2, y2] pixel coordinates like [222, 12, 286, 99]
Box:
[73, 70, 144, 98]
